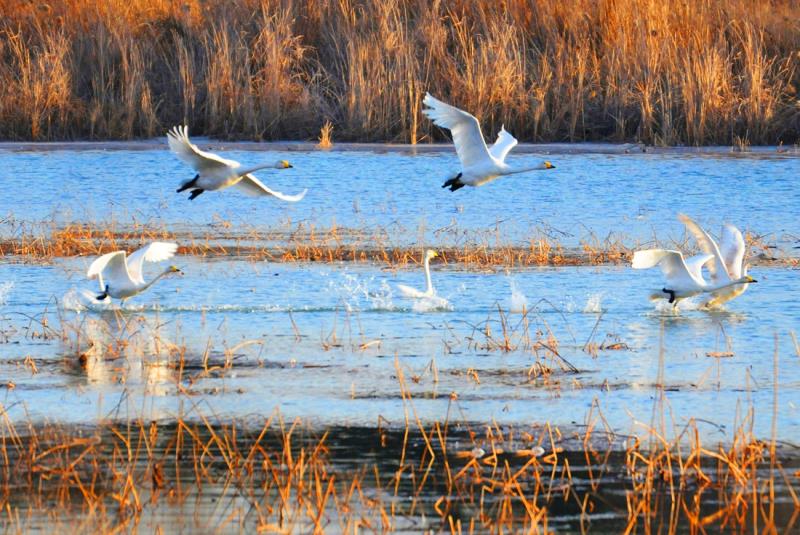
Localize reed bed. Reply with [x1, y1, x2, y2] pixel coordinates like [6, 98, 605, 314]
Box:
[3, 217, 795, 269]
[0, 0, 798, 145]
[0, 382, 797, 532]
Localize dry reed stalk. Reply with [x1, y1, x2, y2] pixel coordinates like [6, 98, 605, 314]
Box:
[0, 0, 797, 144]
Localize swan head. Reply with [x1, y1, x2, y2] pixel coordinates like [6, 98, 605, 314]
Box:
[739, 275, 757, 284]
[542, 161, 556, 170]
[425, 250, 439, 261]
[168, 265, 184, 275]
[275, 160, 293, 169]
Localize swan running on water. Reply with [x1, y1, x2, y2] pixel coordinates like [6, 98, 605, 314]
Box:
[167, 125, 307, 202]
[421, 93, 555, 191]
[632, 218, 756, 309]
[677, 214, 752, 309]
[87, 242, 183, 304]
[396, 250, 450, 308]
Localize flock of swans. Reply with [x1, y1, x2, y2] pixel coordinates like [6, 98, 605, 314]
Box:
[84, 94, 755, 312]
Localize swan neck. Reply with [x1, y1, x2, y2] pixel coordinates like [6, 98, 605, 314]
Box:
[424, 256, 433, 294]
[141, 269, 171, 291]
[506, 164, 544, 175]
[236, 163, 276, 177]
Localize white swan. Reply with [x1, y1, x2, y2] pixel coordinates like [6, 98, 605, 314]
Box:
[632, 249, 755, 308]
[396, 250, 450, 307]
[678, 214, 752, 308]
[167, 126, 307, 201]
[421, 93, 555, 191]
[87, 242, 182, 303]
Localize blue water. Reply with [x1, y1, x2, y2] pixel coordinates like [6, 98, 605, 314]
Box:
[1, 146, 798, 246]
[0, 144, 798, 444]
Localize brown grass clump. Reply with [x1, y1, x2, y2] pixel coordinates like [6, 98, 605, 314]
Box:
[0, 0, 798, 144]
[317, 119, 334, 149]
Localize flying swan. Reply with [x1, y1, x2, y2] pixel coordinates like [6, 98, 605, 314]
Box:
[87, 242, 182, 303]
[396, 250, 450, 307]
[421, 93, 555, 191]
[677, 214, 752, 308]
[167, 125, 307, 201]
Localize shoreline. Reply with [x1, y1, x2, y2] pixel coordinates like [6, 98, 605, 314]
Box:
[1, 139, 798, 156]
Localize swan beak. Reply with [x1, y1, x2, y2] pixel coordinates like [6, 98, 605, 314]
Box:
[748, 278, 757, 283]
[544, 161, 556, 170]
[287, 163, 293, 168]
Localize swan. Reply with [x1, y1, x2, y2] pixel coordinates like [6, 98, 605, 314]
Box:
[167, 126, 307, 201]
[87, 242, 183, 303]
[632, 249, 755, 308]
[678, 214, 752, 308]
[396, 250, 450, 307]
[421, 93, 555, 191]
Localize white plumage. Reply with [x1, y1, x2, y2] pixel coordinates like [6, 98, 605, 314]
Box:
[396, 250, 450, 308]
[422, 93, 555, 191]
[87, 242, 182, 303]
[632, 214, 756, 308]
[167, 125, 307, 201]
[678, 214, 751, 308]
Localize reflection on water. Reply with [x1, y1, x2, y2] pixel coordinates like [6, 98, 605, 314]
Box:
[0, 258, 797, 443]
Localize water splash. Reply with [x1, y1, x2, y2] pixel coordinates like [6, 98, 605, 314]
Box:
[61, 288, 113, 312]
[583, 293, 604, 313]
[507, 278, 529, 313]
[411, 295, 453, 313]
[324, 272, 397, 312]
[0, 282, 12, 305]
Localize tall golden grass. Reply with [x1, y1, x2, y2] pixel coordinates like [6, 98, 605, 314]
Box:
[0, 0, 797, 144]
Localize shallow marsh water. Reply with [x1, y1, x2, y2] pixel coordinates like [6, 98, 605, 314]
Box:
[0, 144, 798, 531]
[2, 143, 798, 247]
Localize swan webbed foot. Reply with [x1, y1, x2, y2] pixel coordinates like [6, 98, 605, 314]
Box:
[662, 288, 676, 304]
[188, 188, 205, 200]
[96, 285, 109, 301]
[442, 173, 464, 192]
[177, 174, 200, 193]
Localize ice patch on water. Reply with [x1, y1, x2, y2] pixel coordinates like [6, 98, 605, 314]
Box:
[507, 278, 529, 313]
[0, 282, 12, 305]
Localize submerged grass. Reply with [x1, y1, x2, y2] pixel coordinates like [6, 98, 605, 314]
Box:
[1, 290, 798, 531]
[0, 374, 797, 532]
[0, 0, 798, 145]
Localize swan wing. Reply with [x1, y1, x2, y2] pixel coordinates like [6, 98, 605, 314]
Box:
[126, 242, 178, 285]
[632, 249, 704, 287]
[87, 251, 132, 288]
[422, 93, 492, 169]
[678, 214, 731, 283]
[683, 253, 714, 282]
[488, 125, 518, 162]
[235, 174, 308, 201]
[167, 125, 238, 172]
[719, 224, 745, 279]
[396, 284, 428, 299]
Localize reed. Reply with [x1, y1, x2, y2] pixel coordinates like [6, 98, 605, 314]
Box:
[0, 0, 797, 144]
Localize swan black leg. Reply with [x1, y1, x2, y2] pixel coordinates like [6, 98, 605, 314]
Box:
[96, 285, 109, 301]
[177, 174, 199, 193]
[662, 288, 676, 304]
[442, 173, 464, 192]
[448, 181, 465, 192]
[188, 188, 205, 200]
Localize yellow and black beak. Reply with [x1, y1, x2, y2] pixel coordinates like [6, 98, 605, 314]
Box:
[544, 161, 556, 170]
